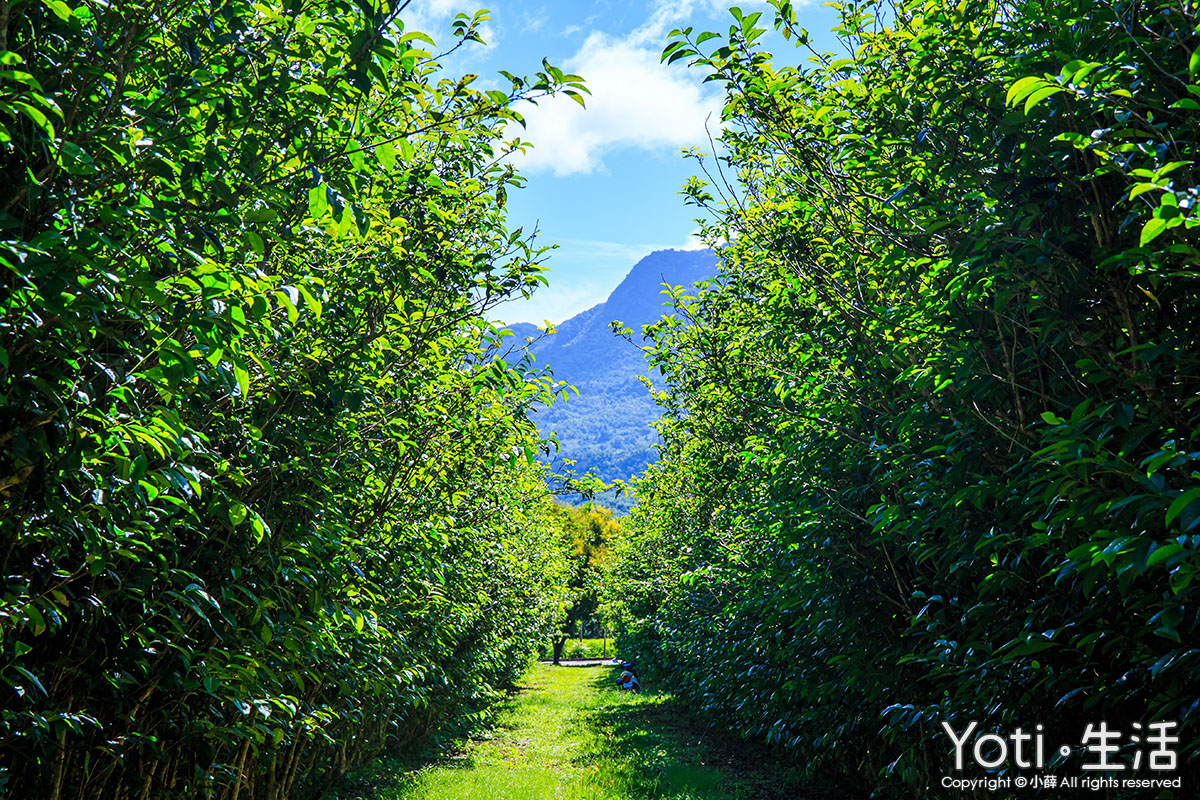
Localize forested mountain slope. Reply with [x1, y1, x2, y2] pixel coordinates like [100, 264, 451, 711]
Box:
[505, 249, 719, 504]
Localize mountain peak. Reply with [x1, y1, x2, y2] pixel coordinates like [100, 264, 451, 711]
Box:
[603, 248, 717, 328]
[506, 248, 720, 507]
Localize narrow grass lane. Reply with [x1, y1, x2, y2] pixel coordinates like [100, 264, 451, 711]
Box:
[329, 664, 822, 800]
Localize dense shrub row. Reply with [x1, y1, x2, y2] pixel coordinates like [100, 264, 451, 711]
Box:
[0, 1, 582, 797]
[611, 1, 1200, 795]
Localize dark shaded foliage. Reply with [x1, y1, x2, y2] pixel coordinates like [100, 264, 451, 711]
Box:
[0, 1, 583, 796]
[611, 1, 1200, 796]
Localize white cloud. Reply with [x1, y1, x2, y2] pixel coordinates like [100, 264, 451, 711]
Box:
[491, 282, 608, 328]
[501, 0, 792, 175]
[401, 0, 474, 28]
[507, 32, 721, 176]
[556, 238, 680, 264]
[503, 0, 754, 177]
[521, 6, 548, 33]
[678, 228, 709, 250]
[631, 0, 778, 45]
[631, 0, 715, 45]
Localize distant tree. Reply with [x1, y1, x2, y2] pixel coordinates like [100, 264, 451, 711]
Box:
[551, 504, 620, 664]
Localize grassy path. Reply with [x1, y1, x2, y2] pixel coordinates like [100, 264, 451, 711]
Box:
[329, 664, 819, 800]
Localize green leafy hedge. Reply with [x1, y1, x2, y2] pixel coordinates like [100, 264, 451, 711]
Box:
[611, 0, 1200, 795]
[0, 1, 583, 797]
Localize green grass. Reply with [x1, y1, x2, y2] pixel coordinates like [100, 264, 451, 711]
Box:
[326, 664, 813, 800]
[560, 637, 614, 660]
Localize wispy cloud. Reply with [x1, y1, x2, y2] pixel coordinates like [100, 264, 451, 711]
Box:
[507, 35, 720, 175]
[502, 0, 757, 176]
[521, 6, 548, 33]
[554, 238, 685, 263]
[678, 228, 708, 250]
[490, 282, 608, 328]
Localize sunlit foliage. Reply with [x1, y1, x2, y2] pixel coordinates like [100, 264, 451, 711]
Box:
[611, 0, 1200, 795]
[551, 504, 619, 664]
[0, 0, 585, 796]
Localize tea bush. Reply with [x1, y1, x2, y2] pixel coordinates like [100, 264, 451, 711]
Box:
[610, 1, 1200, 794]
[0, 1, 584, 796]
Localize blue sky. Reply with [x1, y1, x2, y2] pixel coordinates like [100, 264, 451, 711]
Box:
[401, 0, 843, 325]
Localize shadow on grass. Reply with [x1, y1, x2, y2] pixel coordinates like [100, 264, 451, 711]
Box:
[327, 666, 847, 800]
[322, 687, 534, 800]
[579, 668, 839, 800]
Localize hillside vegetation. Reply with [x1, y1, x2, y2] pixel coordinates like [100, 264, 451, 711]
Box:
[507, 249, 718, 504]
[609, 0, 1200, 795]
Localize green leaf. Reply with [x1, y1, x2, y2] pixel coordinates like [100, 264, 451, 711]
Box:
[233, 360, 250, 398]
[1005, 75, 1043, 106]
[1129, 182, 1162, 200]
[377, 140, 396, 170]
[1156, 160, 1192, 177]
[243, 230, 265, 257]
[1166, 487, 1200, 528]
[42, 0, 72, 22]
[14, 101, 54, 136]
[244, 207, 278, 223]
[249, 510, 268, 544]
[1147, 543, 1184, 566]
[1155, 626, 1182, 642]
[1140, 216, 1169, 246]
[297, 283, 322, 319]
[12, 665, 47, 697]
[347, 140, 365, 172]
[1005, 637, 1055, 656]
[400, 30, 437, 47]
[275, 288, 299, 323]
[1024, 84, 1064, 114]
[24, 604, 46, 635]
[227, 503, 248, 527]
[0, 69, 39, 89]
[308, 184, 329, 219]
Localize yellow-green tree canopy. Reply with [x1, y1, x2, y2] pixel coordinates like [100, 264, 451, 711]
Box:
[550, 504, 619, 663]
